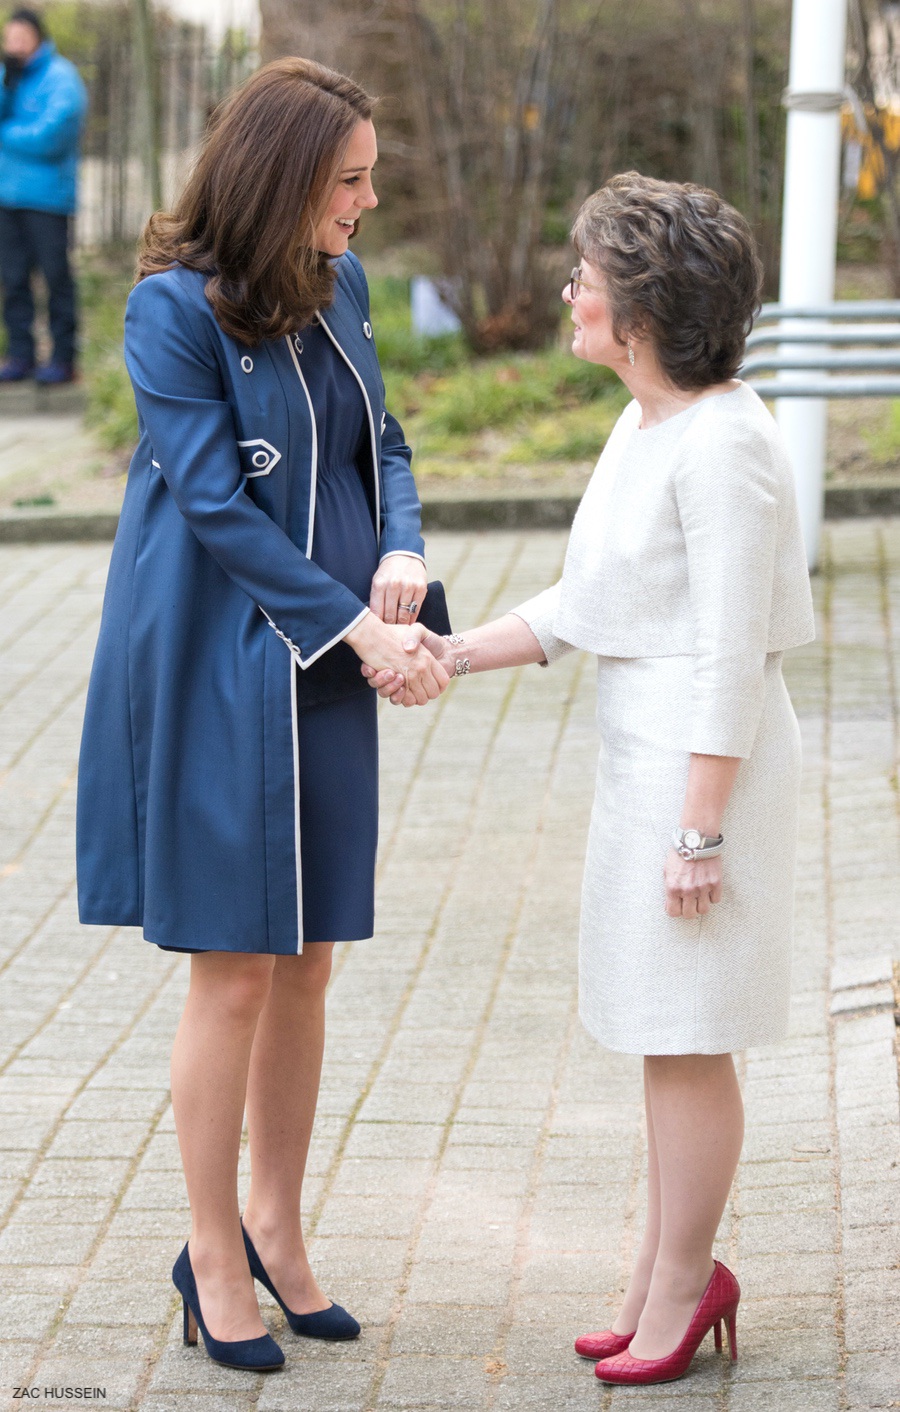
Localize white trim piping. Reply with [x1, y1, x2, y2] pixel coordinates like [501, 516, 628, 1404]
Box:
[379, 550, 427, 567]
[301, 605, 370, 669]
[317, 312, 381, 548]
[259, 605, 370, 671]
[289, 655, 304, 954]
[285, 334, 318, 556]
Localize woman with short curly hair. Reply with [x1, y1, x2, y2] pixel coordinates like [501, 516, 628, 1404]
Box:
[368, 171, 815, 1387]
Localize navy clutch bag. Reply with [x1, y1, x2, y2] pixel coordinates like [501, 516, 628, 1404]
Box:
[295, 580, 453, 712]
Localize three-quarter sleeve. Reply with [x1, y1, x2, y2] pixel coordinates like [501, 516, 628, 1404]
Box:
[509, 582, 577, 665]
[674, 426, 779, 758]
[125, 275, 370, 670]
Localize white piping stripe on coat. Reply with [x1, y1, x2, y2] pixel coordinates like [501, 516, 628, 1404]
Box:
[289, 655, 303, 954]
[284, 332, 320, 957]
[300, 605, 370, 669]
[317, 313, 381, 548]
[284, 334, 319, 556]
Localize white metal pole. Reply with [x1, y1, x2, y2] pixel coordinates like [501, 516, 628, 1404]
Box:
[776, 0, 848, 570]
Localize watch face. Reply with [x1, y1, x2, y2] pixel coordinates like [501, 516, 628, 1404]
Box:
[683, 830, 702, 850]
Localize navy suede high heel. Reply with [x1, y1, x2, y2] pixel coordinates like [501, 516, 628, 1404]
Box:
[242, 1224, 361, 1341]
[172, 1242, 285, 1371]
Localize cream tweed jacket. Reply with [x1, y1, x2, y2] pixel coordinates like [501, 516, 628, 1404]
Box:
[513, 383, 815, 758]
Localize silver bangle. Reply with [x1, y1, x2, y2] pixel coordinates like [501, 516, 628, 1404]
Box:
[445, 634, 470, 678]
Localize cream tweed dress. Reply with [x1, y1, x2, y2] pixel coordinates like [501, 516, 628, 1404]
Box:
[513, 384, 815, 1055]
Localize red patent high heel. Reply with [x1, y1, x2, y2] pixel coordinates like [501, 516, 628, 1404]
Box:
[574, 1328, 635, 1360]
[594, 1260, 739, 1385]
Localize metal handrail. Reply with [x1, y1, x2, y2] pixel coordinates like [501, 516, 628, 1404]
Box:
[743, 351, 900, 374]
[746, 325, 900, 348]
[757, 300, 900, 322]
[748, 377, 900, 398]
[744, 302, 900, 397]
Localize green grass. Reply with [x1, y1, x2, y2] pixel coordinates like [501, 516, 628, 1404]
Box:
[862, 399, 900, 467]
[77, 261, 626, 473]
[79, 252, 141, 450]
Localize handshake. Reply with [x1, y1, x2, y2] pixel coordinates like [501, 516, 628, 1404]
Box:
[345, 616, 455, 707]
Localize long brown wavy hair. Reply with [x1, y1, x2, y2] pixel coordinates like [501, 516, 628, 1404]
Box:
[136, 57, 375, 345]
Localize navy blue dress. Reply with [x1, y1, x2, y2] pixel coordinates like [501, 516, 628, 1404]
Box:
[295, 322, 379, 943]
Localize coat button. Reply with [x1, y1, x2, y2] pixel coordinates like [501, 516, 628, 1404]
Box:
[363, 321, 373, 339]
[241, 355, 253, 373]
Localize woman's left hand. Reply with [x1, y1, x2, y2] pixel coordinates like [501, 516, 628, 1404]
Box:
[369, 556, 428, 626]
[664, 848, 723, 919]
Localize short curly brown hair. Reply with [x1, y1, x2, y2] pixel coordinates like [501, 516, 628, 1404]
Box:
[571, 172, 763, 390]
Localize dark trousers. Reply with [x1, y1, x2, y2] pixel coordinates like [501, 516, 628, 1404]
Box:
[0, 207, 77, 365]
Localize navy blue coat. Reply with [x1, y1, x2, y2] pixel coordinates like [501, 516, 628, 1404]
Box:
[76, 252, 425, 953]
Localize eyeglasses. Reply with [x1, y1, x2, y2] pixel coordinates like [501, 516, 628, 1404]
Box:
[569, 265, 605, 300]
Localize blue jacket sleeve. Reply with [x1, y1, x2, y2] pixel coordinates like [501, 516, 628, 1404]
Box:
[124, 274, 369, 669]
[0, 64, 86, 160]
[343, 253, 425, 560]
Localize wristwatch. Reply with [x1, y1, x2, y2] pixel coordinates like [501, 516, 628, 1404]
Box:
[672, 827, 724, 861]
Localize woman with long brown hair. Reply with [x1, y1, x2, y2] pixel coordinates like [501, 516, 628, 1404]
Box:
[76, 58, 447, 1372]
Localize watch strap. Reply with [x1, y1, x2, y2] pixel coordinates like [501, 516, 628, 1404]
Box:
[672, 827, 724, 861]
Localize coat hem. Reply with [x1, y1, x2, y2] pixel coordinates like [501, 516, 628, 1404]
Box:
[78, 903, 141, 927]
[145, 928, 374, 954]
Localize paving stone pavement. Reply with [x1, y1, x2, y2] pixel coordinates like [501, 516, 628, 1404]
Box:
[0, 524, 899, 1412]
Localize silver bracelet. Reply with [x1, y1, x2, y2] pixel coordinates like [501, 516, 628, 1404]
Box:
[672, 827, 724, 861]
[445, 634, 470, 677]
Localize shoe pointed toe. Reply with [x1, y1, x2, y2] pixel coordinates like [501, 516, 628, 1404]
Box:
[172, 1242, 284, 1372]
[286, 1301, 360, 1341]
[203, 1329, 285, 1371]
[242, 1224, 360, 1341]
[575, 1328, 634, 1359]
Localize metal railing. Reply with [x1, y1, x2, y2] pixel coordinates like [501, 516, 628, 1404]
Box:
[742, 301, 900, 398]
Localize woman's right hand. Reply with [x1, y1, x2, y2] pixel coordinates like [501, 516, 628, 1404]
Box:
[345, 616, 449, 705]
[361, 629, 451, 705]
[663, 848, 723, 919]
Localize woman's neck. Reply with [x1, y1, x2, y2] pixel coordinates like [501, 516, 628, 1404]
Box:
[620, 357, 740, 429]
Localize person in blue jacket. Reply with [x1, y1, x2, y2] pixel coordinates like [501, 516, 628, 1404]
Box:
[76, 57, 448, 1373]
[0, 6, 86, 383]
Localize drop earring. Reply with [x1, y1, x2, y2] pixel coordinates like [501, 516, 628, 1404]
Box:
[627, 341, 635, 367]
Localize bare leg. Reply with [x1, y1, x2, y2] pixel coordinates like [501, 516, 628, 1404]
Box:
[626, 1052, 743, 1360]
[170, 951, 276, 1341]
[242, 943, 335, 1313]
[611, 1062, 661, 1334]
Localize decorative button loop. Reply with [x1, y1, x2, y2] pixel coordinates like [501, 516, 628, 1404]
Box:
[363, 321, 373, 339]
[240, 355, 254, 373]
